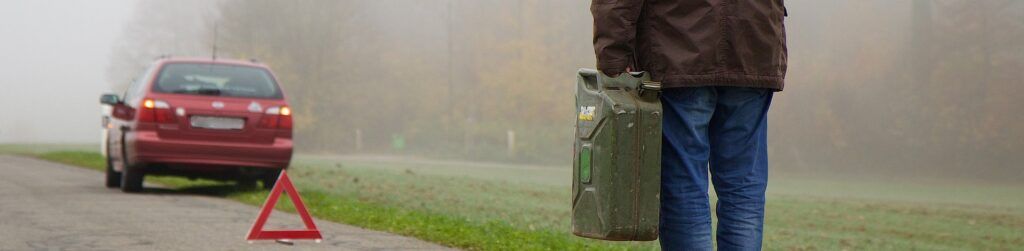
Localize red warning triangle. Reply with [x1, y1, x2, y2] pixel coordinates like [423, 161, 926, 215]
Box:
[246, 170, 323, 241]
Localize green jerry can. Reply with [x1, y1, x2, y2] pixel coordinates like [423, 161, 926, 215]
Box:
[572, 68, 662, 241]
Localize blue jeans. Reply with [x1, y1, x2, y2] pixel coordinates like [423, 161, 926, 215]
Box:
[659, 87, 773, 251]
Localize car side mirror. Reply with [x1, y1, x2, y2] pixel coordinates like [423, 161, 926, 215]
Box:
[100, 93, 121, 105]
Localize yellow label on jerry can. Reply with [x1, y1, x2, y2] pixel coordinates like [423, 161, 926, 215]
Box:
[578, 106, 596, 121]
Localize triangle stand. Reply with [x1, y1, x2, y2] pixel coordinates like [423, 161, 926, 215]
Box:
[246, 170, 323, 243]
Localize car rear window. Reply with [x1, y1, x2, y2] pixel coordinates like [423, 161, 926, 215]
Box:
[153, 63, 282, 99]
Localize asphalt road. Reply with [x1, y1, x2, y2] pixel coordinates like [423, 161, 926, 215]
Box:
[0, 155, 454, 251]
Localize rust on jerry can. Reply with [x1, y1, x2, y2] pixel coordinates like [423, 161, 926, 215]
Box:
[572, 68, 662, 241]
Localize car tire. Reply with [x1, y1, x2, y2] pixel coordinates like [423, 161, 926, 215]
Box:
[261, 169, 283, 190]
[103, 141, 120, 188]
[104, 146, 122, 188]
[121, 159, 144, 193]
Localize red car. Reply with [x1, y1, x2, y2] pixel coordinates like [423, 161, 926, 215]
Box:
[100, 57, 293, 192]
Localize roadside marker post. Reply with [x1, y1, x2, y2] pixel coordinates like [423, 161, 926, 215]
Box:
[246, 170, 323, 243]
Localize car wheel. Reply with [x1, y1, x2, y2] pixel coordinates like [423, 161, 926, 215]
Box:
[104, 146, 122, 188]
[261, 169, 283, 190]
[121, 159, 144, 193]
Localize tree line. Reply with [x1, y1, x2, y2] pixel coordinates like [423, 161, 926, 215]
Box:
[109, 0, 1024, 180]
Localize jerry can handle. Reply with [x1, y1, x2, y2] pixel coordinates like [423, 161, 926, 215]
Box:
[577, 69, 600, 92]
[578, 68, 599, 77]
[578, 68, 643, 79]
[579, 68, 657, 91]
[640, 82, 661, 91]
[638, 81, 662, 97]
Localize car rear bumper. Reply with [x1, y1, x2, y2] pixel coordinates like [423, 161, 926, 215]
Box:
[130, 131, 292, 169]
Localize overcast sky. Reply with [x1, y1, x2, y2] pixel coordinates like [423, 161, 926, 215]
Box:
[0, 0, 134, 143]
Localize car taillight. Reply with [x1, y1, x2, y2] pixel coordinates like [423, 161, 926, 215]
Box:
[259, 106, 292, 129]
[279, 107, 293, 129]
[138, 98, 176, 123]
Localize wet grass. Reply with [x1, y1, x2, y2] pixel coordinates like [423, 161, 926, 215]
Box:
[24, 150, 632, 250]
[290, 156, 1024, 250]
[8, 146, 1024, 250]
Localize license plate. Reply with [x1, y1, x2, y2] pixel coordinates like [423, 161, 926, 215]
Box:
[190, 116, 245, 130]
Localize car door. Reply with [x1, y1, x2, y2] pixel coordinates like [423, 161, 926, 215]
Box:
[108, 66, 153, 171]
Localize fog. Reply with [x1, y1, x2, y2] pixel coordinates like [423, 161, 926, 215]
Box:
[0, 0, 133, 142]
[3, 0, 1022, 182]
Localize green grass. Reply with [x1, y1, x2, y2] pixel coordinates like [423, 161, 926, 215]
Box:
[0, 143, 96, 155]
[289, 156, 1024, 250]
[6, 145, 1024, 250]
[38, 151, 107, 171]
[17, 149, 636, 250]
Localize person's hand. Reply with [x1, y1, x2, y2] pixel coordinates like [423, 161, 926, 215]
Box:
[602, 66, 632, 77]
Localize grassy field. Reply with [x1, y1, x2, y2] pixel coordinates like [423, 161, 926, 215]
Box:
[4, 144, 1023, 250]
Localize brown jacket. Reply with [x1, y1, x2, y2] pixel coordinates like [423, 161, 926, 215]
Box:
[592, 0, 788, 91]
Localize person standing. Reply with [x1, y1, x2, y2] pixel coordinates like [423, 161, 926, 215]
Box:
[592, 1, 787, 250]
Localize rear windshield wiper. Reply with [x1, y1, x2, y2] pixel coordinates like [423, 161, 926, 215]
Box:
[172, 88, 222, 96]
[196, 88, 222, 95]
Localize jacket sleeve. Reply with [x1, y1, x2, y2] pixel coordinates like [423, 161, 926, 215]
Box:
[591, 0, 644, 75]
